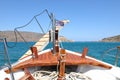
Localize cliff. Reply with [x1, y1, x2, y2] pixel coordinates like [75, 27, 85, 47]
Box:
[0, 31, 72, 42]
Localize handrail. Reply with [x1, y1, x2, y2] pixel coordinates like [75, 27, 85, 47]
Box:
[115, 46, 120, 66]
[101, 46, 120, 67]
[0, 38, 15, 80]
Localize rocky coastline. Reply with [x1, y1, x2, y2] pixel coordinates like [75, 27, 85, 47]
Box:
[0, 31, 73, 42]
[101, 35, 120, 42]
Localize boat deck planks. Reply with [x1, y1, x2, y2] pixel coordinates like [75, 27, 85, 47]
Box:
[5, 50, 112, 74]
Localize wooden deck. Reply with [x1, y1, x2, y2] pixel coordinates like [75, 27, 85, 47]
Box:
[5, 48, 112, 74]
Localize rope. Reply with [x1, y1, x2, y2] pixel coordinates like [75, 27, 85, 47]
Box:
[32, 71, 57, 80]
[69, 72, 92, 80]
[32, 70, 92, 80]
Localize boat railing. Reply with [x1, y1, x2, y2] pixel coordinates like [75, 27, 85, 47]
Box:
[0, 38, 15, 80]
[101, 46, 120, 67]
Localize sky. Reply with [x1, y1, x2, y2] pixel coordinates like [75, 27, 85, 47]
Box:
[0, 0, 120, 41]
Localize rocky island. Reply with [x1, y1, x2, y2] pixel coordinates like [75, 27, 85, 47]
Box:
[0, 31, 72, 42]
[101, 35, 120, 42]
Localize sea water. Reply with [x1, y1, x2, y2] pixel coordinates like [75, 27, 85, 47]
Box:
[0, 42, 120, 67]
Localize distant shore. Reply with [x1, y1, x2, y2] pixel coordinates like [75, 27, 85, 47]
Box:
[1, 31, 120, 42]
[101, 35, 120, 42]
[0, 31, 73, 42]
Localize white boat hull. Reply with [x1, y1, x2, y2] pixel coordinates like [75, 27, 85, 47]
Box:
[0, 49, 120, 80]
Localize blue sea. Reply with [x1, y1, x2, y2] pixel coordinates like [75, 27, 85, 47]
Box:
[0, 42, 120, 67]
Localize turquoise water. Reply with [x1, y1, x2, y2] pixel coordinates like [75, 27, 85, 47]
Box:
[0, 42, 120, 67]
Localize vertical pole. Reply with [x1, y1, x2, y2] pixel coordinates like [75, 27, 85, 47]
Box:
[115, 46, 120, 66]
[3, 38, 15, 80]
[51, 13, 56, 54]
[55, 30, 59, 52]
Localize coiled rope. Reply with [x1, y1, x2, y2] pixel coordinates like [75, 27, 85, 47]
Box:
[32, 70, 91, 80]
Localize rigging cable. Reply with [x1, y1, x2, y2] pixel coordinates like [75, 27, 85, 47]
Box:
[35, 17, 45, 34]
[6, 9, 51, 48]
[15, 29, 31, 47]
[6, 30, 18, 48]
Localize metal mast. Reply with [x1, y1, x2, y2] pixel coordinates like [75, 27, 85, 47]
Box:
[51, 13, 56, 54]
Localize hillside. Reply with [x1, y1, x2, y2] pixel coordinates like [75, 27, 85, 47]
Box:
[0, 31, 72, 42]
[101, 35, 120, 42]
